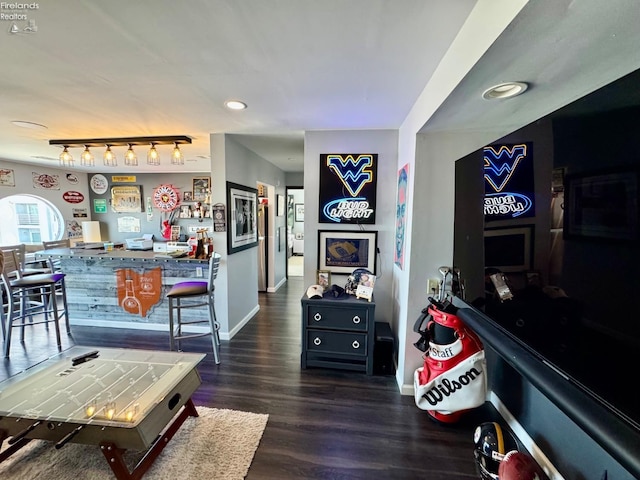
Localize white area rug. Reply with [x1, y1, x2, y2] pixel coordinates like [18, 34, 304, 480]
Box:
[0, 407, 268, 480]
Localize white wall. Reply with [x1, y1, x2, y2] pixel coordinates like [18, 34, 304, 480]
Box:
[211, 133, 288, 338]
[303, 129, 398, 328]
[0, 159, 91, 247]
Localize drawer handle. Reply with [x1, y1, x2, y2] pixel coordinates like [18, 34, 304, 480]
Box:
[313, 313, 322, 322]
[313, 337, 322, 346]
[352, 340, 360, 349]
[352, 315, 361, 324]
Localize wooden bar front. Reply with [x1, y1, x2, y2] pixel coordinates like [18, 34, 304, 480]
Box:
[36, 248, 209, 328]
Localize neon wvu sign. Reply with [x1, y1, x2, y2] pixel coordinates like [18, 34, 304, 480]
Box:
[483, 143, 535, 219]
[319, 154, 377, 224]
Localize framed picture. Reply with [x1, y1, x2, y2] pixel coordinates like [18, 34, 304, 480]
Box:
[355, 273, 376, 302]
[226, 181, 258, 254]
[183, 191, 193, 202]
[193, 177, 211, 202]
[484, 225, 533, 272]
[564, 167, 639, 241]
[277, 194, 285, 216]
[295, 203, 304, 222]
[316, 269, 331, 290]
[318, 230, 378, 274]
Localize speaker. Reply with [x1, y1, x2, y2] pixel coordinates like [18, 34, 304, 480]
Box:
[374, 322, 395, 375]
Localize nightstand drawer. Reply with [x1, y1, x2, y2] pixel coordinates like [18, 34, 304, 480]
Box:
[305, 306, 369, 331]
[306, 330, 368, 356]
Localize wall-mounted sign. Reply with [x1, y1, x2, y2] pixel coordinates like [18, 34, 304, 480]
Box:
[115, 268, 162, 317]
[319, 153, 377, 224]
[72, 208, 88, 218]
[484, 142, 535, 221]
[63, 191, 85, 203]
[111, 185, 143, 212]
[112, 175, 137, 183]
[90, 174, 108, 194]
[32, 172, 60, 190]
[152, 184, 180, 212]
[66, 173, 79, 184]
[93, 198, 108, 213]
[212, 203, 226, 232]
[0, 168, 15, 186]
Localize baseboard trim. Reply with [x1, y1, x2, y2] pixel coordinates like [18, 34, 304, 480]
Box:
[489, 391, 565, 480]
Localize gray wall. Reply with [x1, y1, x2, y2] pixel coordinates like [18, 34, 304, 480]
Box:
[303, 129, 399, 328]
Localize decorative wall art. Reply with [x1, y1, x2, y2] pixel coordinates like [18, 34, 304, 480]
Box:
[295, 203, 304, 222]
[318, 153, 378, 224]
[193, 177, 211, 202]
[0, 168, 15, 187]
[318, 230, 378, 274]
[226, 182, 258, 254]
[111, 185, 143, 212]
[394, 163, 409, 270]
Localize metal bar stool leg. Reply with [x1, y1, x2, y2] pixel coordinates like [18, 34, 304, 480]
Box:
[207, 297, 220, 364]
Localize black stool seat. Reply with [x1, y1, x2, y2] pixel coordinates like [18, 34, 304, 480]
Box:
[166, 253, 221, 364]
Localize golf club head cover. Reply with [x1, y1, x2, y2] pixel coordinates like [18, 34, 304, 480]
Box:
[413, 304, 487, 423]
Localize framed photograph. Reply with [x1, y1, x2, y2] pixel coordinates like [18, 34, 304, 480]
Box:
[564, 167, 639, 241]
[277, 194, 285, 216]
[295, 203, 304, 222]
[318, 230, 378, 274]
[183, 191, 193, 202]
[193, 177, 211, 202]
[484, 225, 533, 272]
[316, 269, 331, 290]
[226, 181, 258, 254]
[355, 273, 376, 302]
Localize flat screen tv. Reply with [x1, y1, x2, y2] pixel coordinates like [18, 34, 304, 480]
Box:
[454, 68, 640, 434]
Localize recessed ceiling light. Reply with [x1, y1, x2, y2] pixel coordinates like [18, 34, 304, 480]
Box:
[482, 82, 529, 100]
[12, 120, 48, 130]
[224, 100, 247, 110]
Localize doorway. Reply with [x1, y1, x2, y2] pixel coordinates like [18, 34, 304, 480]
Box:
[286, 186, 303, 277]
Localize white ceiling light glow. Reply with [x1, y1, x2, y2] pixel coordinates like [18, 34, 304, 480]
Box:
[482, 82, 529, 100]
[224, 100, 247, 110]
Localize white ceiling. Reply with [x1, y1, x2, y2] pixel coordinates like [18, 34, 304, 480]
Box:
[1, 1, 640, 175]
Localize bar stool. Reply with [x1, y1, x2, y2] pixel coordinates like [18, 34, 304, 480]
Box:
[166, 253, 221, 364]
[0, 250, 70, 358]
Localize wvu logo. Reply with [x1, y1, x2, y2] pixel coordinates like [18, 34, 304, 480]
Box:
[326, 154, 374, 197]
[484, 144, 527, 192]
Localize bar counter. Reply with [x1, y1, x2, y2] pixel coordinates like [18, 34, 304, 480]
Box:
[36, 248, 210, 330]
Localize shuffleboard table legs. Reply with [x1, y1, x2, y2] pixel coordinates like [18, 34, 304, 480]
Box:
[99, 398, 199, 480]
[0, 429, 32, 463]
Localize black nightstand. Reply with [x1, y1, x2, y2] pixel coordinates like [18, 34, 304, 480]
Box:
[301, 294, 375, 375]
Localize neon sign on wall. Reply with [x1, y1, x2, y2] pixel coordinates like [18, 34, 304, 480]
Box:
[484, 142, 535, 221]
[319, 154, 377, 224]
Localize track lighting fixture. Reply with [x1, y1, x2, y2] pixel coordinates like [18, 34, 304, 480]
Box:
[103, 145, 117, 167]
[59, 146, 74, 167]
[147, 143, 160, 165]
[125, 144, 138, 166]
[81, 146, 94, 166]
[49, 135, 192, 167]
[171, 143, 184, 165]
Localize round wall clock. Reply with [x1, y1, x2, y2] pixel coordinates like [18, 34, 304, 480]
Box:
[152, 184, 180, 211]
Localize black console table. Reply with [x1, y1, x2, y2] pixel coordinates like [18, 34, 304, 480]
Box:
[301, 294, 375, 375]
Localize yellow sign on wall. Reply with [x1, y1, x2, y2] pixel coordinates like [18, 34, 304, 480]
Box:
[112, 176, 137, 183]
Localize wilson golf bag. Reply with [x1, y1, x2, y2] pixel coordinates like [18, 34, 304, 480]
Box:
[413, 297, 487, 423]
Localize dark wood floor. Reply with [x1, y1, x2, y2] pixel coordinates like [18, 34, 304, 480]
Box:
[1, 277, 493, 479]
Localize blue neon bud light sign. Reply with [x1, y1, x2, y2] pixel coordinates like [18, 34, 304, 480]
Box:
[319, 154, 377, 224]
[484, 142, 535, 221]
